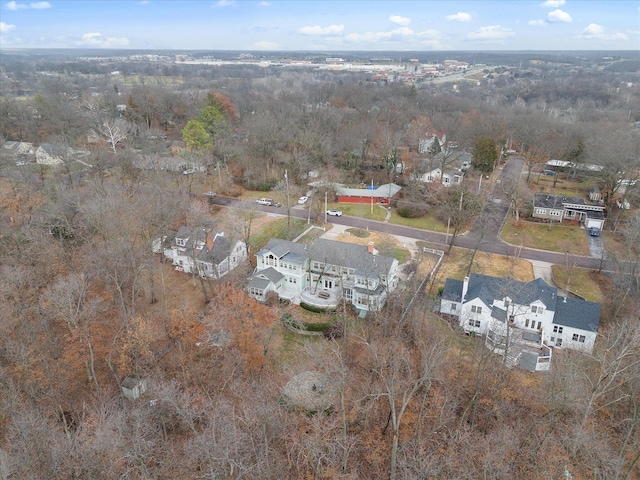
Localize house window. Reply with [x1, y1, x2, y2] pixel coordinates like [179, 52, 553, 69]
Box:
[471, 305, 482, 314]
[525, 319, 529, 328]
[553, 326, 563, 334]
[535, 208, 546, 215]
[537, 321, 542, 330]
[550, 210, 561, 216]
[556, 338, 563, 347]
[468, 319, 481, 328]
[451, 304, 457, 311]
[504, 299, 510, 308]
[572, 334, 586, 343]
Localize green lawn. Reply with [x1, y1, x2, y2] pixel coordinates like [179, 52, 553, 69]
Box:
[250, 217, 310, 248]
[328, 203, 388, 222]
[550, 266, 605, 303]
[388, 209, 450, 232]
[500, 220, 590, 256]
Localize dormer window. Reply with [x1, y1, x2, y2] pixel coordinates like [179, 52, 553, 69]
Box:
[531, 306, 543, 314]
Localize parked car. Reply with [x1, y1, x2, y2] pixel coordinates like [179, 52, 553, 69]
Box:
[256, 198, 274, 206]
[298, 196, 309, 205]
[272, 202, 282, 207]
[326, 209, 342, 216]
[204, 191, 216, 197]
[543, 170, 556, 176]
[588, 227, 600, 237]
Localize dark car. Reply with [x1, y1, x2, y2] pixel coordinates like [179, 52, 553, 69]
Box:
[588, 228, 600, 237]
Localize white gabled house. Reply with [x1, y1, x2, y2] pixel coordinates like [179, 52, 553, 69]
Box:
[532, 194, 606, 231]
[156, 226, 247, 279]
[441, 274, 600, 371]
[413, 151, 471, 187]
[247, 238, 399, 313]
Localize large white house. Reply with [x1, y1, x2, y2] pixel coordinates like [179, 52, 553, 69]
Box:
[157, 226, 247, 279]
[441, 274, 600, 370]
[247, 238, 399, 313]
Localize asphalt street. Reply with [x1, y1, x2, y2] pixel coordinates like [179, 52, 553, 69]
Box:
[209, 159, 618, 272]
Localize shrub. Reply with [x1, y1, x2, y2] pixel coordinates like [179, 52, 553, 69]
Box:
[397, 204, 428, 218]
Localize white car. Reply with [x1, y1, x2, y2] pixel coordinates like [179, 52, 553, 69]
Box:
[326, 209, 342, 216]
[298, 196, 309, 205]
[204, 191, 216, 197]
[256, 198, 274, 206]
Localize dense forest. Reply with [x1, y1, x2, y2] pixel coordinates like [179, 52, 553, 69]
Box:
[0, 50, 639, 479]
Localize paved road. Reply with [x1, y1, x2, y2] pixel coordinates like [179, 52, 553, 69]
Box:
[208, 162, 617, 272]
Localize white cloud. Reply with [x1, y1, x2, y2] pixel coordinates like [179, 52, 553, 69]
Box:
[299, 24, 344, 36]
[258, 1, 270, 5]
[389, 15, 411, 26]
[445, 12, 472, 22]
[528, 19, 547, 26]
[547, 9, 572, 22]
[577, 23, 628, 40]
[5, 1, 51, 9]
[541, 0, 565, 7]
[416, 29, 442, 39]
[78, 32, 130, 48]
[467, 25, 515, 40]
[345, 27, 414, 43]
[254, 40, 279, 49]
[421, 39, 450, 50]
[215, 0, 234, 6]
[0, 21, 16, 32]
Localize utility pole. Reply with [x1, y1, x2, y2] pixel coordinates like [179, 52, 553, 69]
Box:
[324, 191, 328, 224]
[285, 169, 290, 234]
[446, 217, 450, 246]
[459, 189, 464, 211]
[370, 178, 374, 215]
[478, 174, 483, 194]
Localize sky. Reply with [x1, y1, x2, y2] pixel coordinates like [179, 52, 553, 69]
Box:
[0, 0, 638, 51]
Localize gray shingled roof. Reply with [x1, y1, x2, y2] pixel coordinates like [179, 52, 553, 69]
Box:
[257, 238, 396, 278]
[310, 238, 396, 277]
[257, 238, 309, 262]
[554, 296, 600, 332]
[534, 194, 585, 208]
[442, 278, 463, 302]
[465, 274, 557, 311]
[197, 235, 232, 264]
[247, 267, 284, 291]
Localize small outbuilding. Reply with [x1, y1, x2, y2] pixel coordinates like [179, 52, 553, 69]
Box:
[121, 377, 147, 400]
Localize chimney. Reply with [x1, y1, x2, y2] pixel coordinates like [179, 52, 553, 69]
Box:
[368, 242, 374, 254]
[461, 276, 470, 302]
